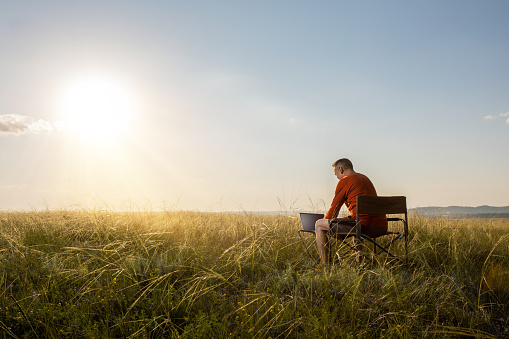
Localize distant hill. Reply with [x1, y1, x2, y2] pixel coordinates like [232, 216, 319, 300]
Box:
[411, 205, 509, 218]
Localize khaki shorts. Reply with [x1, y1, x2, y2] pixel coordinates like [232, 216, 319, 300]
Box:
[330, 218, 387, 238]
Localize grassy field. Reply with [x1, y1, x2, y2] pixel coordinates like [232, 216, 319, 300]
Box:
[0, 210, 508, 338]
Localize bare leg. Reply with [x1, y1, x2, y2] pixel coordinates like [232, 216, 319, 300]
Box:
[315, 219, 331, 265]
[315, 219, 357, 265]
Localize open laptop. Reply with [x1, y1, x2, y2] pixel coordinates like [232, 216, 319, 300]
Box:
[299, 212, 324, 232]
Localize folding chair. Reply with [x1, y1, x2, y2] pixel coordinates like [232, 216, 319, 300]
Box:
[329, 196, 408, 264]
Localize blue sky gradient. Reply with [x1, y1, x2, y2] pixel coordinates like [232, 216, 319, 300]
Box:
[1, 1, 508, 211]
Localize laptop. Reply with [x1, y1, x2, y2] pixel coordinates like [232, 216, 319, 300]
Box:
[299, 212, 324, 232]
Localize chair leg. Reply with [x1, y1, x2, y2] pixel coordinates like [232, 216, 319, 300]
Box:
[358, 235, 405, 264]
[298, 231, 318, 261]
[405, 234, 408, 263]
[354, 238, 365, 264]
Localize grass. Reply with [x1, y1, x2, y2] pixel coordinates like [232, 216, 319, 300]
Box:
[0, 209, 508, 338]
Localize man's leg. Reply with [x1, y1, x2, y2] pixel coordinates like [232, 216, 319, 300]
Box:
[315, 219, 331, 265]
[315, 219, 356, 265]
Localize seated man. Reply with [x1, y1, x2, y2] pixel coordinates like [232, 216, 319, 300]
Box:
[315, 158, 387, 265]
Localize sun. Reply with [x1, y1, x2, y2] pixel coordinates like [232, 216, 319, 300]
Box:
[59, 75, 135, 143]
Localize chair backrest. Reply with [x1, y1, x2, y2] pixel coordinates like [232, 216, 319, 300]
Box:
[356, 196, 407, 216]
[356, 196, 408, 262]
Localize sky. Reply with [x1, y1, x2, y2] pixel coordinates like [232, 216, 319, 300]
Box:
[1, 0, 508, 212]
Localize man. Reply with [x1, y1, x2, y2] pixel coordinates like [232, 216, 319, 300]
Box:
[315, 158, 387, 265]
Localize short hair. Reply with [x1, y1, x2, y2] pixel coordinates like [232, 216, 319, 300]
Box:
[332, 158, 353, 170]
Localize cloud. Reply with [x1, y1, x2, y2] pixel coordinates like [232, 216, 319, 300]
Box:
[0, 114, 54, 135]
[483, 112, 509, 123]
[53, 121, 67, 131]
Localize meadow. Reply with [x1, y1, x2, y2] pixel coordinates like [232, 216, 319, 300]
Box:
[0, 209, 508, 338]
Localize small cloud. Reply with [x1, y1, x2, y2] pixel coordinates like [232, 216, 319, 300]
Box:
[0, 114, 55, 135]
[29, 119, 53, 133]
[0, 114, 30, 134]
[483, 112, 509, 124]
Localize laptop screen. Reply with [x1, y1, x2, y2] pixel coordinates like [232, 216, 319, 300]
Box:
[299, 213, 324, 231]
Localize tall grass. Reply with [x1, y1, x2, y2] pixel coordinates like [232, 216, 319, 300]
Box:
[0, 210, 508, 338]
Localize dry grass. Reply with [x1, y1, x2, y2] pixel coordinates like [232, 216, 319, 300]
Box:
[0, 210, 508, 338]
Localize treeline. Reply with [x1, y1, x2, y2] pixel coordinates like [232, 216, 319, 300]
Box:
[417, 213, 509, 219]
[460, 213, 509, 219]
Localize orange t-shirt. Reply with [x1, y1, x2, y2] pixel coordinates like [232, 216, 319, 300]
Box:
[325, 172, 387, 228]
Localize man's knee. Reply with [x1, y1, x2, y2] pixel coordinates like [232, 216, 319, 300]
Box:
[315, 219, 330, 232]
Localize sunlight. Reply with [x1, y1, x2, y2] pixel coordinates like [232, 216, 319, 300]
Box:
[59, 75, 135, 143]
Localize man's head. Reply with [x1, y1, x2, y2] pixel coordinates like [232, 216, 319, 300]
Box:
[332, 158, 354, 180]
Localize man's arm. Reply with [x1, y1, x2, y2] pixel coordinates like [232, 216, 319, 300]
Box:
[324, 181, 347, 219]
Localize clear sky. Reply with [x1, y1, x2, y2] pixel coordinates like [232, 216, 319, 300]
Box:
[1, 1, 508, 212]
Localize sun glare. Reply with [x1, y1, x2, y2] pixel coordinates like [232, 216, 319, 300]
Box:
[59, 75, 135, 143]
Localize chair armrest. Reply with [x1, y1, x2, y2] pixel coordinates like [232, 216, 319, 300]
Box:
[386, 218, 408, 236]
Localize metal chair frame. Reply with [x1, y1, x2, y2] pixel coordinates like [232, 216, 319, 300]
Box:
[328, 196, 408, 264]
[297, 229, 318, 261]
